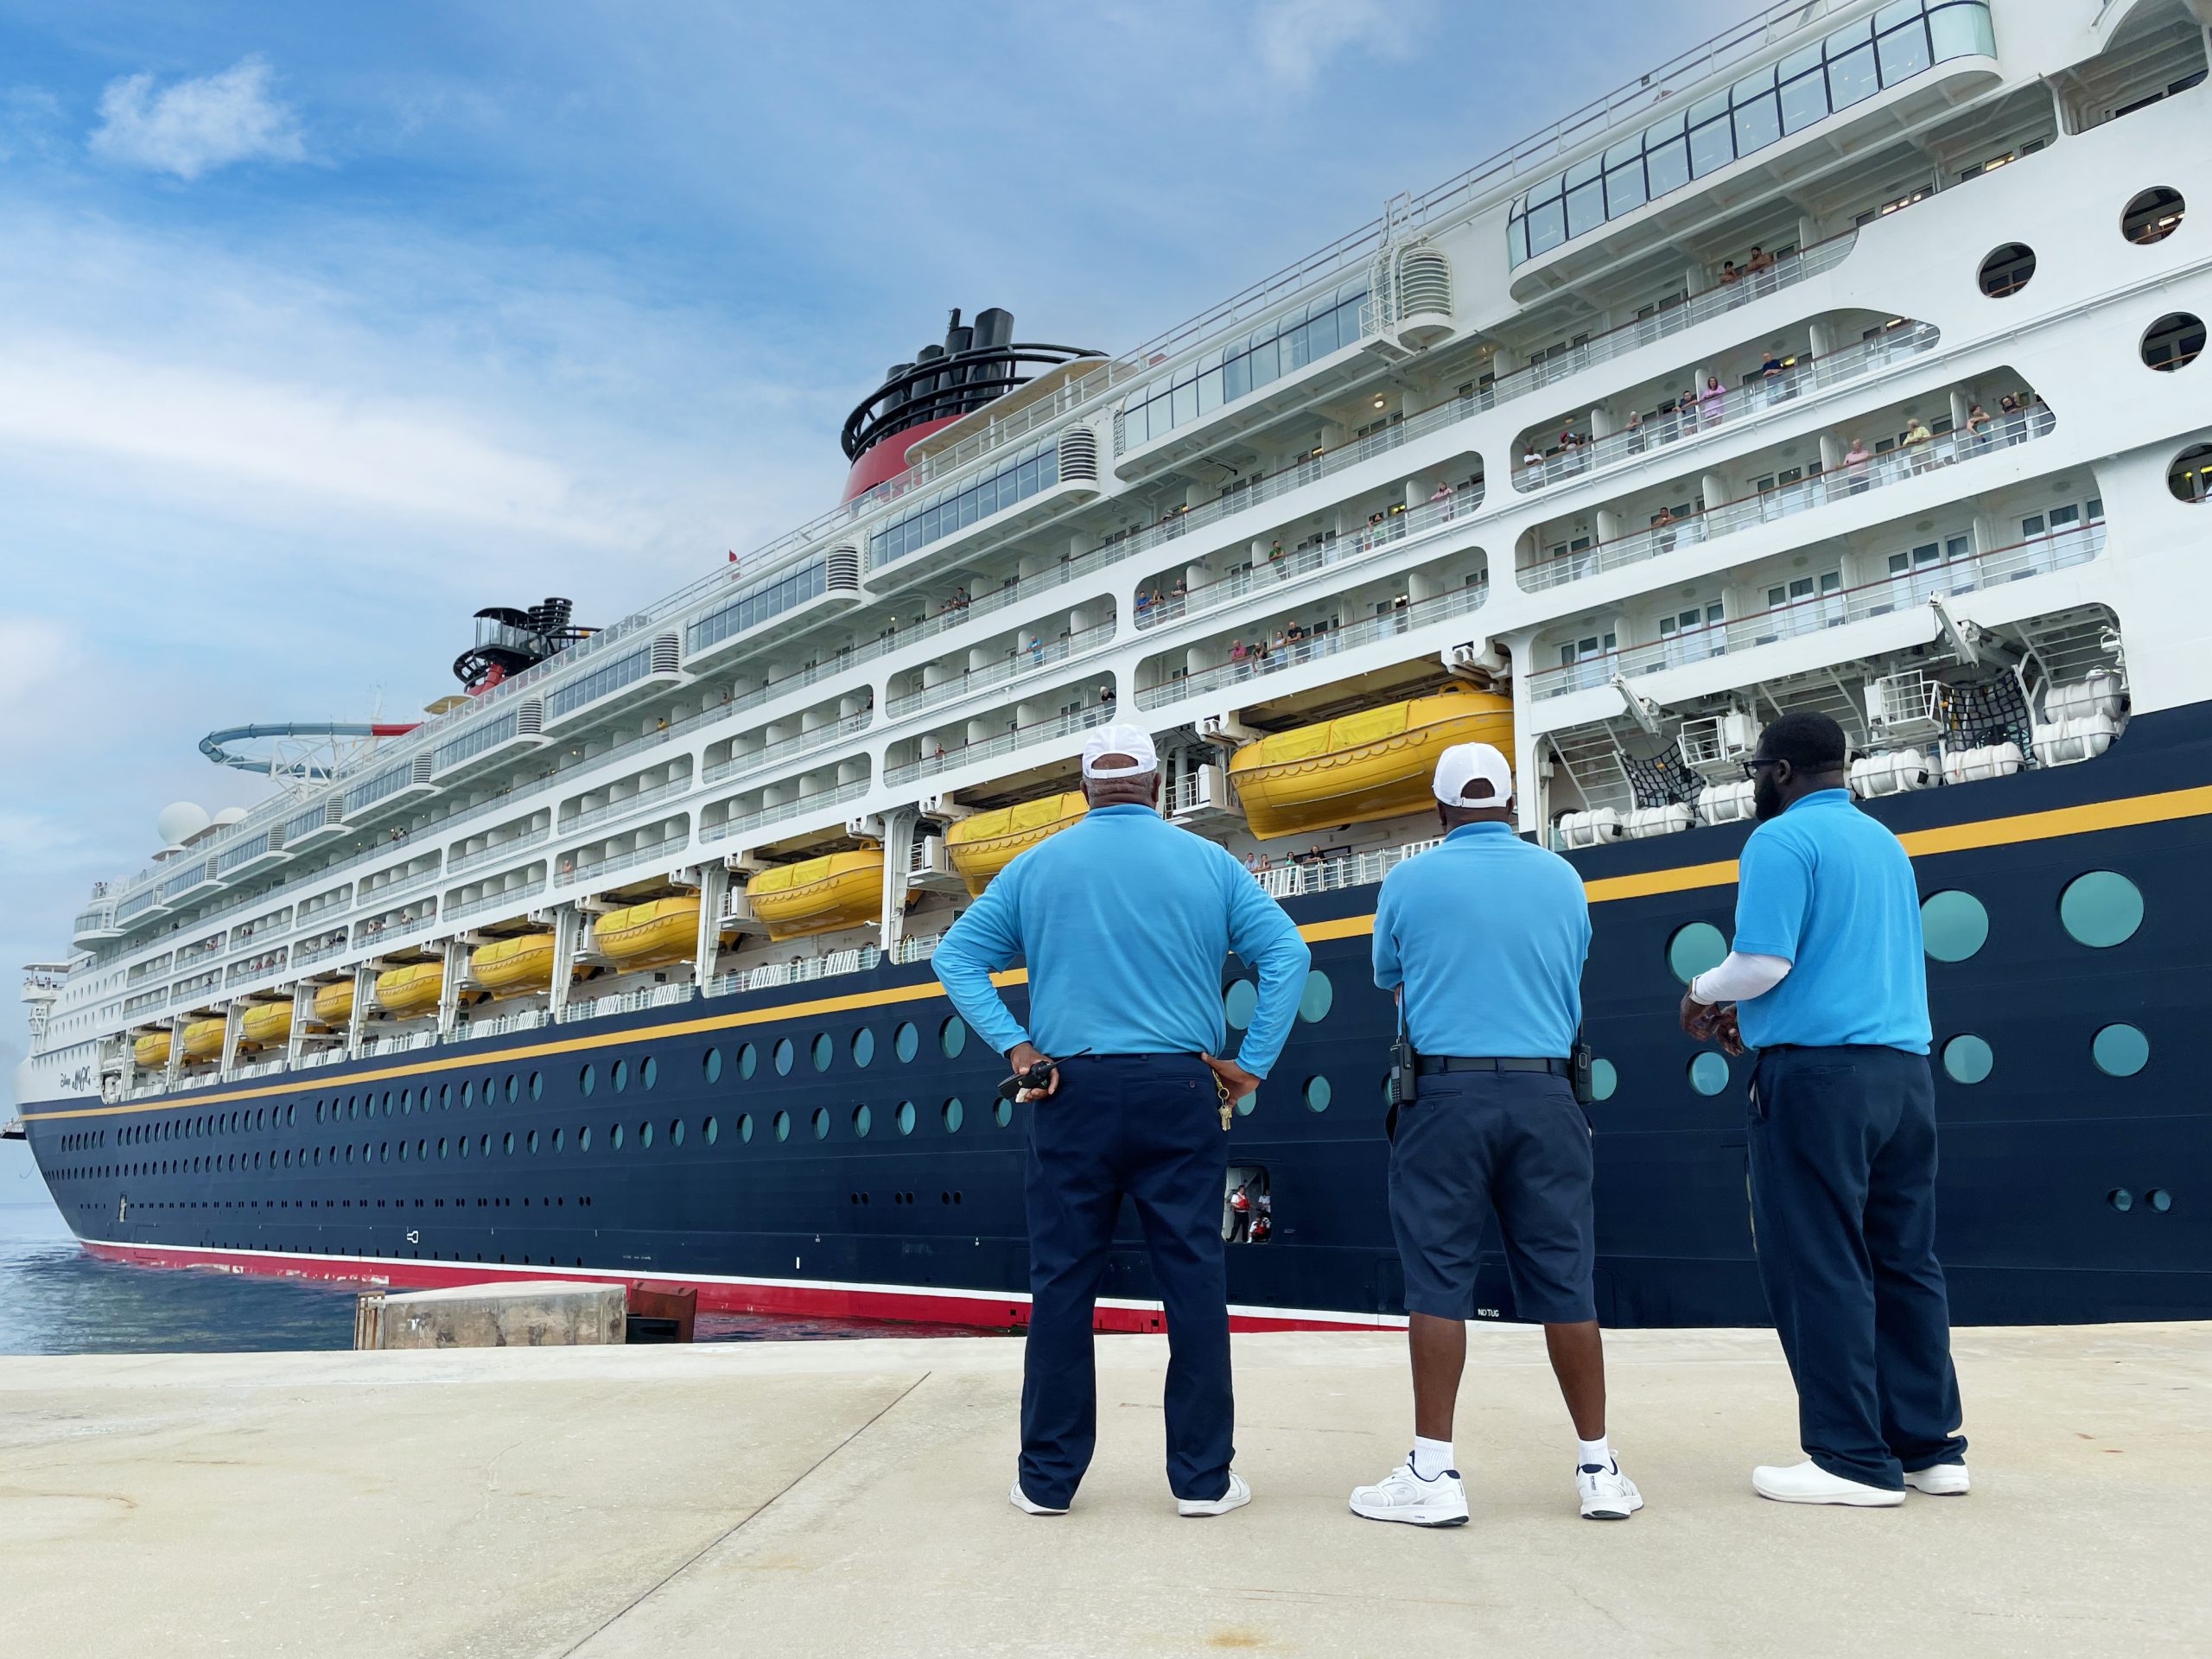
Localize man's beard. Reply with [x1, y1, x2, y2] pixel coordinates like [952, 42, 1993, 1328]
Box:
[1752, 774, 1783, 821]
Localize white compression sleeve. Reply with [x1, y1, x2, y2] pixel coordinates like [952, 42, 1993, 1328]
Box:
[1688, 951, 1791, 1005]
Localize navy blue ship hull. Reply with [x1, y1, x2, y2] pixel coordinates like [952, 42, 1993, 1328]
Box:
[26, 706, 2212, 1330]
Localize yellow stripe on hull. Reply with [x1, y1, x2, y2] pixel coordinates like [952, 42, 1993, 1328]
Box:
[1229, 688, 1514, 840]
[945, 791, 1087, 894]
[471, 931, 559, 998]
[748, 849, 886, 942]
[595, 896, 702, 969]
[373, 962, 444, 1018]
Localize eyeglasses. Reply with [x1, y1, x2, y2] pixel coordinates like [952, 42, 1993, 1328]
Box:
[1740, 756, 1782, 779]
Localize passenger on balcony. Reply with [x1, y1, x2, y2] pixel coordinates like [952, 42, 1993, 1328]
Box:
[1649, 506, 1677, 556]
[1678, 711, 1967, 1508]
[1718, 259, 1741, 285]
[1966, 404, 1993, 447]
[1624, 409, 1644, 454]
[1842, 436, 1872, 493]
[1902, 414, 1934, 452]
[1350, 742, 1643, 1529]
[1758, 350, 1787, 403]
[1429, 480, 1456, 518]
[1744, 244, 1776, 277]
[933, 725, 1308, 1522]
[1698, 375, 1726, 425]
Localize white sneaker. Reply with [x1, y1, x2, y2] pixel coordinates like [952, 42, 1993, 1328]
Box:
[1751, 1459, 1904, 1507]
[1349, 1463, 1470, 1528]
[1905, 1462, 1970, 1496]
[1577, 1458, 1644, 1520]
[1179, 1471, 1252, 1517]
[1009, 1479, 1067, 1516]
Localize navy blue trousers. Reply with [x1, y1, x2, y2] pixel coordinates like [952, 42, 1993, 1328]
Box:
[1748, 1044, 1967, 1489]
[1020, 1053, 1233, 1506]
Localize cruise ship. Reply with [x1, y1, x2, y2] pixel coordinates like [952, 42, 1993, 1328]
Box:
[16, 0, 2210, 1332]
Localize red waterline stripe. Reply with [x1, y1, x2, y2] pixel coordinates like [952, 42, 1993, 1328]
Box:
[77, 1239, 1401, 1335]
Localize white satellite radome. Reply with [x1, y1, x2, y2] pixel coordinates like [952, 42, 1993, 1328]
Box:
[156, 802, 212, 847]
[212, 806, 249, 826]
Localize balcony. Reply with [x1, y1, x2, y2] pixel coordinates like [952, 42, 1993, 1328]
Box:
[1514, 324, 1939, 494]
[701, 778, 871, 846]
[1136, 579, 1489, 710]
[1522, 407, 2057, 594]
[885, 705, 1116, 788]
[1529, 520, 2104, 701]
[560, 776, 698, 837]
[1252, 837, 1441, 900]
[702, 712, 872, 787]
[448, 825, 552, 877]
[446, 878, 549, 925]
[887, 623, 1116, 721]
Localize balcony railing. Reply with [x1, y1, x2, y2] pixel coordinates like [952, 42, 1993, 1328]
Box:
[1530, 520, 2104, 699]
[446, 879, 549, 925]
[1522, 407, 2060, 595]
[559, 777, 696, 837]
[1253, 838, 1441, 900]
[704, 945, 882, 1000]
[885, 705, 1116, 788]
[702, 711, 872, 787]
[887, 623, 1117, 720]
[448, 826, 551, 877]
[1513, 324, 1940, 494]
[701, 778, 871, 846]
[1138, 579, 1489, 709]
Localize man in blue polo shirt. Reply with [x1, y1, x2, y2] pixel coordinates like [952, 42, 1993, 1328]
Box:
[934, 724, 1309, 1522]
[1349, 741, 1643, 1528]
[1681, 710, 1967, 1506]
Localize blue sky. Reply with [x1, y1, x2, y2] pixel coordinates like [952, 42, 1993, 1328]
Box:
[0, 0, 1736, 1071]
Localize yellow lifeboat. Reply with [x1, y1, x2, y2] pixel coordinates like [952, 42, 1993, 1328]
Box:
[373, 961, 444, 1017]
[133, 1030, 172, 1068]
[180, 1017, 227, 1060]
[1229, 687, 1516, 840]
[945, 791, 1087, 895]
[312, 979, 355, 1026]
[239, 1001, 294, 1049]
[471, 931, 559, 998]
[594, 895, 703, 969]
[747, 849, 886, 941]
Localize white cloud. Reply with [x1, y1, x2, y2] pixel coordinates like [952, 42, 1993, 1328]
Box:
[89, 56, 307, 181]
[1254, 0, 1413, 90]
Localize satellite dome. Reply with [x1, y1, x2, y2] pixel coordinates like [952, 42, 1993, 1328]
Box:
[212, 806, 249, 826]
[156, 802, 212, 846]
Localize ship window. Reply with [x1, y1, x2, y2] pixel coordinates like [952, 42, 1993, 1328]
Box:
[1667, 922, 1727, 984]
[894, 1021, 918, 1062]
[2121, 186, 2184, 245]
[612, 1123, 625, 1150]
[702, 1046, 722, 1084]
[578, 1065, 594, 1097]
[505, 1075, 518, 1103]
[2093, 1023, 2149, 1078]
[1978, 243, 2035, 298]
[1589, 1058, 1618, 1103]
[613, 1058, 629, 1093]
[642, 1057, 658, 1090]
[939, 1016, 968, 1058]
[852, 1028, 875, 1068]
[1941, 1033, 1993, 1084]
[994, 1097, 1013, 1128]
[460, 1082, 474, 1109]
[853, 1103, 872, 1138]
[943, 1096, 964, 1133]
[2148, 1189, 2172, 1213]
[739, 1113, 753, 1143]
[811, 1107, 830, 1140]
[669, 1118, 683, 1147]
[441, 1083, 452, 1109]
[738, 1042, 758, 1079]
[1920, 891, 1988, 962]
[1223, 978, 1258, 1030]
[580, 1124, 592, 1151]
[528, 1128, 541, 1154]
[2107, 1187, 2133, 1212]
[640, 1121, 653, 1148]
[553, 1127, 564, 1152]
[772, 1038, 794, 1076]
[2141, 313, 2204, 373]
[436, 1137, 447, 1160]
[811, 1033, 833, 1071]
[2171, 444, 2212, 504]
[2060, 871, 2143, 947]
[1303, 1075, 1332, 1113]
[1298, 969, 1333, 1023]
[501, 1131, 513, 1155]
[1688, 1052, 1731, 1096]
[704, 1115, 718, 1145]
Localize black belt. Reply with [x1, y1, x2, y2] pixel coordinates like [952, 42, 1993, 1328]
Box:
[1415, 1056, 1570, 1077]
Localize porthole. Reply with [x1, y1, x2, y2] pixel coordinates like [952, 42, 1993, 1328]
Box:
[2140, 311, 2204, 373]
[1942, 1033, 1994, 1084]
[772, 1038, 794, 1076]
[2092, 1023, 2149, 1078]
[1667, 921, 1727, 985]
[703, 1047, 722, 1084]
[1297, 969, 1334, 1023]
[670, 1118, 684, 1147]
[527, 1128, 540, 1154]
[2171, 442, 2212, 504]
[641, 1056, 658, 1090]
[853, 1104, 873, 1138]
[896, 1100, 917, 1135]
[811, 1033, 834, 1071]
[705, 1116, 719, 1146]
[498, 1131, 512, 1155]
[640, 1121, 654, 1149]
[894, 1021, 918, 1062]
[2108, 1187, 2133, 1212]
[2059, 871, 2143, 948]
[738, 1042, 758, 1079]
[2121, 186, 2184, 245]
[940, 1016, 967, 1058]
[579, 1065, 595, 1097]
[1978, 242, 2035, 298]
[437, 1137, 448, 1160]
[613, 1058, 630, 1093]
[503, 1075, 518, 1103]
[398, 1092, 410, 1116]
[739, 1112, 754, 1143]
[1688, 1052, 1730, 1096]
[612, 1123, 625, 1150]
[1235, 1086, 1256, 1117]
[943, 1096, 964, 1133]
[553, 1127, 564, 1152]
[579, 1124, 592, 1152]
[811, 1107, 830, 1140]
[461, 1081, 474, 1109]
[2147, 1188, 2172, 1213]
[852, 1028, 876, 1067]
[993, 1098, 1013, 1128]
[1590, 1058, 1618, 1103]
[1223, 979, 1258, 1031]
[440, 1083, 453, 1109]
[529, 1071, 543, 1100]
[1303, 1075, 1332, 1113]
[1920, 890, 1989, 963]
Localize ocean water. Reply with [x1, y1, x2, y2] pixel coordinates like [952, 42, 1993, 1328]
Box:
[0, 1201, 997, 1356]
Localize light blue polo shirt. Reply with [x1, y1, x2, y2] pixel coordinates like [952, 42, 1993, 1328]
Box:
[1372, 821, 1589, 1058]
[1732, 789, 1931, 1053]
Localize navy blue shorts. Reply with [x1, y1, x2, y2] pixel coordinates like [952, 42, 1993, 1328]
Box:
[1388, 1070, 1596, 1323]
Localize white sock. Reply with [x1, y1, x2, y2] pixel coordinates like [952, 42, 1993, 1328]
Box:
[1577, 1434, 1612, 1471]
[1409, 1436, 1455, 1481]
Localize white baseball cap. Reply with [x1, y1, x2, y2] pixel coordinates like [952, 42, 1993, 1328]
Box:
[1432, 741, 1513, 805]
[1082, 724, 1160, 779]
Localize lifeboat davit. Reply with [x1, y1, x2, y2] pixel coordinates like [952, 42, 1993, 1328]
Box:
[594, 896, 703, 969]
[747, 849, 887, 941]
[945, 791, 1087, 894]
[312, 979, 355, 1026]
[133, 1031, 172, 1068]
[373, 962, 444, 1017]
[1228, 687, 1516, 840]
[471, 931, 559, 998]
[239, 1001, 294, 1049]
[180, 1017, 226, 1060]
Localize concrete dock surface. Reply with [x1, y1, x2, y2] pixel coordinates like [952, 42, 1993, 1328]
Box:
[3, 1321, 2205, 1659]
